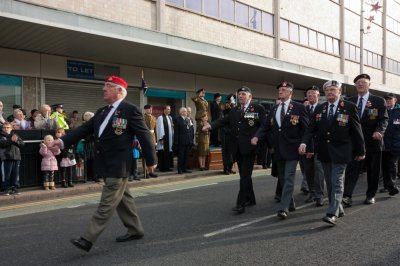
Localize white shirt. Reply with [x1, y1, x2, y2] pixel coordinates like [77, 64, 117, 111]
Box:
[275, 99, 291, 127]
[99, 98, 123, 137]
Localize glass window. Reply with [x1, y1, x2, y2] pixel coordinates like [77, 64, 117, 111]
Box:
[299, 26, 308, 45]
[280, 19, 289, 39]
[309, 29, 317, 48]
[317, 32, 325, 51]
[326, 36, 333, 53]
[249, 7, 262, 31]
[377, 55, 382, 69]
[0, 75, 22, 116]
[289, 22, 299, 42]
[235, 2, 249, 27]
[333, 39, 340, 55]
[186, 0, 202, 12]
[368, 51, 373, 66]
[167, 0, 184, 7]
[204, 0, 219, 17]
[262, 12, 274, 35]
[221, 0, 234, 21]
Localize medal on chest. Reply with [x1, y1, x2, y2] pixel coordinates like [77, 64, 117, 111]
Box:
[112, 117, 127, 135]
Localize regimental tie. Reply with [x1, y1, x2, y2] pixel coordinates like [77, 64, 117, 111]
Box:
[100, 105, 113, 124]
[241, 105, 245, 113]
[357, 97, 363, 117]
[309, 105, 314, 115]
[280, 102, 285, 125]
[328, 103, 335, 126]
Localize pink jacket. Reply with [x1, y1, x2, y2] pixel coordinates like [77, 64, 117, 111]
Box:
[39, 143, 61, 171]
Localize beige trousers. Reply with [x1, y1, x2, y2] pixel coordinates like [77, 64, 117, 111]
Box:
[82, 177, 144, 243]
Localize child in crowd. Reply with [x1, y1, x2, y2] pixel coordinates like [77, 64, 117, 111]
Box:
[39, 134, 60, 190]
[196, 112, 210, 171]
[129, 136, 141, 181]
[56, 128, 76, 188]
[0, 122, 25, 195]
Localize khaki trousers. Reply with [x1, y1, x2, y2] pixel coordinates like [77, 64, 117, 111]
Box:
[82, 177, 144, 243]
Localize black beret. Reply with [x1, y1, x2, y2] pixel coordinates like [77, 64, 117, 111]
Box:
[12, 104, 22, 109]
[237, 86, 251, 93]
[353, 74, 371, 83]
[213, 93, 221, 99]
[144, 104, 152, 109]
[384, 93, 397, 99]
[306, 85, 320, 93]
[196, 88, 205, 94]
[276, 81, 294, 90]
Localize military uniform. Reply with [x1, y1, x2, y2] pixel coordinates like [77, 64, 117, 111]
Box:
[211, 87, 266, 210]
[144, 113, 157, 145]
[191, 95, 209, 122]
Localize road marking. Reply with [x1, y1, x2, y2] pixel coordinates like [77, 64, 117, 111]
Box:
[156, 183, 218, 194]
[203, 202, 315, 238]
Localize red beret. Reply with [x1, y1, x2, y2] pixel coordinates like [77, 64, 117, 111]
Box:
[105, 76, 128, 89]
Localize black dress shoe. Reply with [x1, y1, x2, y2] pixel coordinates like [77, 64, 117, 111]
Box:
[379, 188, 389, 193]
[305, 195, 314, 203]
[301, 188, 309, 195]
[342, 196, 352, 207]
[243, 201, 256, 207]
[322, 215, 337, 225]
[231, 205, 245, 214]
[389, 187, 399, 196]
[149, 173, 158, 178]
[338, 211, 345, 218]
[315, 198, 324, 207]
[70, 238, 92, 252]
[277, 210, 287, 219]
[133, 176, 141, 181]
[364, 197, 375, 204]
[229, 170, 236, 174]
[116, 233, 144, 242]
[223, 170, 230, 175]
[183, 170, 192, 173]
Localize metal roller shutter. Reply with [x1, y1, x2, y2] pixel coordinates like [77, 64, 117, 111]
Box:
[44, 79, 140, 116]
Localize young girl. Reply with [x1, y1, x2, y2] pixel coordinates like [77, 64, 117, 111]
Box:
[39, 134, 60, 190]
[196, 111, 210, 171]
[56, 128, 77, 188]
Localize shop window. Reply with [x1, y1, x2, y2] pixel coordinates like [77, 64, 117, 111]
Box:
[280, 19, 289, 39]
[0, 74, 22, 116]
[262, 12, 274, 35]
[186, 0, 202, 12]
[203, 0, 218, 17]
[221, 0, 234, 22]
[235, 2, 249, 27]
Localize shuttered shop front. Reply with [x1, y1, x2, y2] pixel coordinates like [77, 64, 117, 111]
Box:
[44, 80, 140, 115]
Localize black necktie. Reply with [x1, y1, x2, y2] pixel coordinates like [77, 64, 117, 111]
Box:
[357, 97, 363, 117]
[309, 105, 314, 114]
[328, 104, 335, 126]
[100, 105, 113, 124]
[280, 102, 285, 125]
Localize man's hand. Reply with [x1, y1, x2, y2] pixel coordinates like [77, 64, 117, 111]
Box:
[147, 164, 157, 173]
[355, 155, 365, 161]
[250, 137, 258, 145]
[298, 143, 307, 155]
[305, 153, 314, 159]
[11, 134, 18, 142]
[202, 124, 211, 132]
[372, 132, 383, 140]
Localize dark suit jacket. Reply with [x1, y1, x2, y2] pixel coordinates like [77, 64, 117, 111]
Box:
[256, 100, 308, 161]
[62, 101, 156, 178]
[302, 100, 365, 163]
[173, 116, 194, 146]
[210, 101, 222, 121]
[347, 94, 388, 152]
[384, 105, 400, 153]
[211, 103, 266, 156]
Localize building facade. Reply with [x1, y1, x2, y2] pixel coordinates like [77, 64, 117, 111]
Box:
[0, 0, 399, 117]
